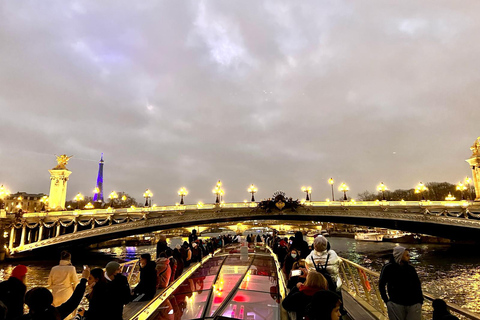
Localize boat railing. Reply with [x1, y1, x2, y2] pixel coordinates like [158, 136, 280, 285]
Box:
[339, 257, 480, 320]
[119, 259, 141, 287]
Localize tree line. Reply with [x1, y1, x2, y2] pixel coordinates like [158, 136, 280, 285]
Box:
[357, 182, 475, 201]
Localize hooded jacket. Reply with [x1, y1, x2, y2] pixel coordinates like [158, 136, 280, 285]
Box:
[305, 249, 342, 289]
[156, 257, 172, 289]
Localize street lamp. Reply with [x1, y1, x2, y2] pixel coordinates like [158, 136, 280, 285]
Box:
[248, 184, 257, 202]
[328, 178, 335, 201]
[414, 182, 428, 200]
[377, 182, 388, 201]
[143, 189, 153, 207]
[74, 192, 84, 209]
[456, 182, 467, 200]
[40, 195, 48, 211]
[178, 187, 188, 205]
[109, 191, 118, 208]
[121, 194, 127, 207]
[302, 186, 312, 201]
[212, 180, 223, 204]
[339, 183, 349, 201]
[445, 193, 456, 201]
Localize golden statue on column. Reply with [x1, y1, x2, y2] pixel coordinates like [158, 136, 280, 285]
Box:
[49, 154, 73, 210]
[466, 137, 480, 201]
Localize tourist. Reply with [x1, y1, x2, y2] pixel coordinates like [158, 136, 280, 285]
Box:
[306, 290, 343, 320]
[286, 259, 307, 289]
[432, 299, 459, 320]
[83, 267, 108, 320]
[156, 234, 169, 258]
[156, 252, 172, 289]
[282, 248, 300, 279]
[291, 231, 310, 259]
[47, 250, 79, 319]
[182, 241, 192, 268]
[0, 264, 27, 320]
[191, 241, 202, 262]
[104, 261, 132, 320]
[18, 267, 89, 320]
[173, 244, 184, 278]
[188, 229, 198, 245]
[379, 246, 423, 320]
[282, 270, 328, 320]
[165, 248, 177, 283]
[133, 254, 157, 301]
[305, 235, 342, 291]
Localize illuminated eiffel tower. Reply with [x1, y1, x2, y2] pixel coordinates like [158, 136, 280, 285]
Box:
[93, 153, 104, 204]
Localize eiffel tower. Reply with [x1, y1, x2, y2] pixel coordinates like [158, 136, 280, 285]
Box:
[93, 153, 104, 204]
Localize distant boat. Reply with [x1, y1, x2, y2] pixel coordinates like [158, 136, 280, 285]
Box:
[354, 232, 384, 242]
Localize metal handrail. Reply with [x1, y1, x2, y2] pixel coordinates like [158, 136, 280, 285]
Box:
[339, 257, 480, 320]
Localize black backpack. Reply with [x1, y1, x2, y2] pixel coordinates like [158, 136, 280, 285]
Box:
[311, 254, 337, 292]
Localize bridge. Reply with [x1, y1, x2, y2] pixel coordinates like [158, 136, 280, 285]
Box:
[2, 199, 480, 256]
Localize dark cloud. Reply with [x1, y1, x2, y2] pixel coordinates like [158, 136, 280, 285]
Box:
[1, 1, 479, 204]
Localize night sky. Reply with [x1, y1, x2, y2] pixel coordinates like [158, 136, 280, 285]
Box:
[1, 1, 479, 205]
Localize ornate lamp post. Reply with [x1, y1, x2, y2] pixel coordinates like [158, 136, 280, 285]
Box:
[109, 191, 118, 208]
[40, 195, 48, 211]
[248, 184, 257, 202]
[465, 177, 472, 200]
[456, 182, 467, 200]
[212, 180, 223, 204]
[143, 189, 153, 207]
[121, 194, 127, 207]
[74, 192, 84, 209]
[178, 187, 188, 205]
[377, 182, 388, 200]
[328, 178, 335, 201]
[415, 182, 428, 201]
[339, 183, 349, 201]
[301, 186, 312, 201]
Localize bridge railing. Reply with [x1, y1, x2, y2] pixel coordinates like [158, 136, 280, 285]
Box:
[339, 257, 480, 320]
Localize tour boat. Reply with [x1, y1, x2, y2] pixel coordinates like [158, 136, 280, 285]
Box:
[354, 232, 384, 242]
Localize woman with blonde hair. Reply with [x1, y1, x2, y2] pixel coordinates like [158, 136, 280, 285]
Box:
[282, 271, 328, 319]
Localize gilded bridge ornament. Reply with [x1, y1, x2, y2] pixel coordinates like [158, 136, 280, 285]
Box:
[470, 137, 480, 157]
[53, 154, 73, 170]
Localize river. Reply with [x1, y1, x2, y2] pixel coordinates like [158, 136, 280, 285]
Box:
[1, 237, 479, 314]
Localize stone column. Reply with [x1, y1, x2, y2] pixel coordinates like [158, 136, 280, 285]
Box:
[466, 137, 480, 201]
[38, 224, 44, 241]
[56, 223, 61, 237]
[19, 224, 26, 247]
[9, 226, 15, 250]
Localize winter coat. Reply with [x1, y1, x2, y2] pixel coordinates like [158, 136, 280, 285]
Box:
[0, 276, 26, 320]
[47, 260, 79, 307]
[85, 281, 108, 320]
[305, 249, 342, 289]
[104, 273, 132, 320]
[169, 257, 177, 283]
[379, 261, 423, 306]
[156, 257, 172, 289]
[282, 285, 324, 319]
[291, 232, 310, 259]
[134, 261, 157, 301]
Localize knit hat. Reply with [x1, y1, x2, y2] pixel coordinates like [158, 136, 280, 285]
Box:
[314, 235, 328, 252]
[393, 246, 406, 264]
[105, 261, 121, 277]
[11, 265, 27, 280]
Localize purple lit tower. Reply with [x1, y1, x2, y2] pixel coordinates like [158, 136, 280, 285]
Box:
[93, 153, 104, 203]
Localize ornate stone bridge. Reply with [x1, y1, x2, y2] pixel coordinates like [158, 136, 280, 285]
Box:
[2, 200, 480, 255]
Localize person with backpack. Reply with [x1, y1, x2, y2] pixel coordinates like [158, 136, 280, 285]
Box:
[282, 271, 329, 320]
[305, 235, 342, 292]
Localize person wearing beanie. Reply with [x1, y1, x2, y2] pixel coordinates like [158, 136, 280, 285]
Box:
[306, 290, 342, 320]
[47, 251, 79, 312]
[17, 267, 89, 320]
[305, 235, 342, 291]
[104, 261, 132, 320]
[379, 246, 423, 320]
[0, 265, 27, 320]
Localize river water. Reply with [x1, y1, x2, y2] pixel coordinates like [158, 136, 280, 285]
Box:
[1, 237, 480, 314]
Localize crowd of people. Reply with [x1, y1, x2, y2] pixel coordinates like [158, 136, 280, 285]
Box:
[0, 230, 461, 320]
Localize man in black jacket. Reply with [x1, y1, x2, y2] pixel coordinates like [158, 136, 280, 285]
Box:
[134, 254, 157, 301]
[156, 235, 170, 258]
[0, 265, 27, 320]
[379, 246, 423, 320]
[105, 261, 132, 320]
